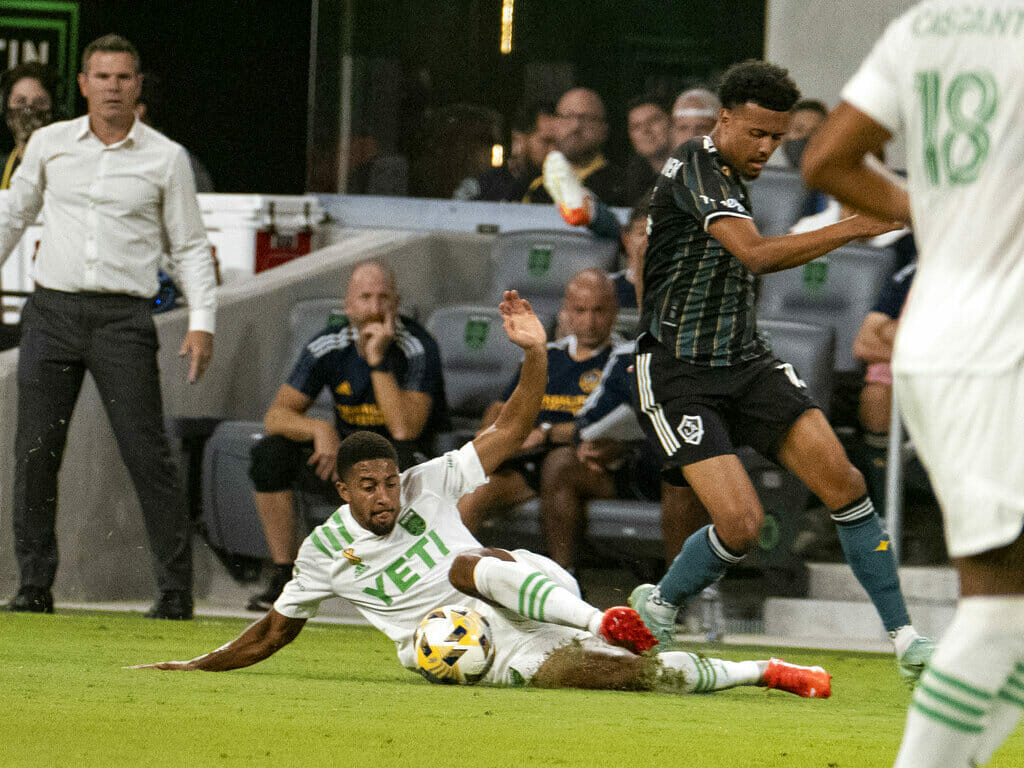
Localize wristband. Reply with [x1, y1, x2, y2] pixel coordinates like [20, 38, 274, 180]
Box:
[368, 361, 388, 373]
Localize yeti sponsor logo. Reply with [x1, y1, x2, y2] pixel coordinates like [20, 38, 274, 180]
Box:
[677, 414, 704, 445]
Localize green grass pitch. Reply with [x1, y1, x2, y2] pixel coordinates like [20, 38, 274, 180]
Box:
[2, 610, 1022, 767]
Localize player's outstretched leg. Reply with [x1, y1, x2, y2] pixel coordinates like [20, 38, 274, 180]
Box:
[830, 495, 934, 680]
[466, 551, 656, 652]
[630, 524, 744, 648]
[658, 653, 830, 697]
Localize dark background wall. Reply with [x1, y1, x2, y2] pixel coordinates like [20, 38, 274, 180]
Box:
[76, 0, 311, 194]
[65, 1, 763, 194]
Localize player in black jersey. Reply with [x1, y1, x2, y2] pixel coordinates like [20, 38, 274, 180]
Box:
[629, 60, 934, 680]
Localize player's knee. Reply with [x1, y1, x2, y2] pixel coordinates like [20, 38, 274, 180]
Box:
[714, 504, 763, 552]
[540, 445, 579, 485]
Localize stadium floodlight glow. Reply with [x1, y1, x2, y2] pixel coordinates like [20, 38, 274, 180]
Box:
[491, 144, 504, 167]
[500, 0, 514, 54]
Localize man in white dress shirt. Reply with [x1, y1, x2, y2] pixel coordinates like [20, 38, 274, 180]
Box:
[0, 34, 217, 619]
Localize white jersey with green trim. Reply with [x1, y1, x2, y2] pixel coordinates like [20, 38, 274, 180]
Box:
[274, 442, 489, 669]
[842, 1, 1024, 373]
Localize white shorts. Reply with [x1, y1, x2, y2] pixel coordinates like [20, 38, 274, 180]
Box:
[895, 362, 1024, 558]
[479, 548, 592, 686]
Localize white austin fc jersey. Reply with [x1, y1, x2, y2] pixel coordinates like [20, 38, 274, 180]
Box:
[842, 1, 1024, 374]
[275, 442, 489, 668]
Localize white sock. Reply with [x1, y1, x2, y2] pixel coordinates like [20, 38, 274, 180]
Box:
[658, 651, 762, 694]
[473, 556, 602, 633]
[893, 596, 1024, 768]
[973, 661, 1024, 766]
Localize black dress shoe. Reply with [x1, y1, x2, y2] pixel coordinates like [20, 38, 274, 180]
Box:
[9, 585, 54, 613]
[145, 590, 194, 620]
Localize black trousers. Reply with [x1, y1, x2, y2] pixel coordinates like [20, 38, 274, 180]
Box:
[13, 287, 192, 593]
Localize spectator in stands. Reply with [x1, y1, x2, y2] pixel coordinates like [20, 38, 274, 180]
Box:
[522, 87, 627, 207]
[773, 98, 828, 169]
[852, 261, 917, 506]
[246, 260, 448, 611]
[0, 62, 56, 189]
[457, 269, 619, 534]
[609, 195, 650, 310]
[540, 338, 709, 572]
[135, 71, 214, 192]
[670, 87, 720, 149]
[622, 94, 671, 205]
[475, 100, 557, 202]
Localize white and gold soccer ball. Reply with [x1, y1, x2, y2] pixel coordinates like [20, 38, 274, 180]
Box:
[414, 605, 495, 685]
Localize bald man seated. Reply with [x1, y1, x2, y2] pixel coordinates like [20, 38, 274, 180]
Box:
[246, 260, 448, 611]
[458, 269, 620, 537]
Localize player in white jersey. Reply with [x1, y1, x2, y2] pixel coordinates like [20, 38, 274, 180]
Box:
[134, 291, 830, 698]
[803, 2, 1024, 764]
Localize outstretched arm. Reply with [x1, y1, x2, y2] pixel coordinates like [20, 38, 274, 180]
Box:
[471, 290, 548, 475]
[801, 101, 911, 222]
[708, 210, 902, 275]
[130, 609, 306, 672]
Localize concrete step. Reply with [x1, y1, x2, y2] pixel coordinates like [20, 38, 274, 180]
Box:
[806, 562, 958, 603]
[764, 597, 955, 643]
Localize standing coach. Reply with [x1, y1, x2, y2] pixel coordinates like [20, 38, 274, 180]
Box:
[0, 34, 216, 619]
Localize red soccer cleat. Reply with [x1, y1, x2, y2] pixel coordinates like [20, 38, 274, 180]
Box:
[763, 658, 832, 698]
[599, 606, 659, 653]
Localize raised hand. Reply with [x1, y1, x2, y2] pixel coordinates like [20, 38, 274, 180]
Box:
[358, 308, 396, 368]
[499, 290, 546, 350]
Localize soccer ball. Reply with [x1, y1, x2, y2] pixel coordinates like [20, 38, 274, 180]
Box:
[414, 605, 495, 685]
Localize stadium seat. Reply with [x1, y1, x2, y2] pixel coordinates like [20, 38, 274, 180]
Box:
[758, 242, 896, 373]
[746, 166, 815, 236]
[425, 303, 523, 422]
[201, 420, 270, 559]
[488, 229, 620, 329]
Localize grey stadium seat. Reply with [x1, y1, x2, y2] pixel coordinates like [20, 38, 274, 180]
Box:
[425, 303, 523, 432]
[758, 242, 896, 372]
[488, 229, 620, 329]
[746, 166, 815, 236]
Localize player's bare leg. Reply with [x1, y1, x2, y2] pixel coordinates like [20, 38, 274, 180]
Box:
[533, 642, 830, 697]
[539, 445, 616, 569]
[778, 409, 932, 679]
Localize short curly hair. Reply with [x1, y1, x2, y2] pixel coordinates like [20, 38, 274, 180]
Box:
[336, 431, 400, 480]
[718, 60, 800, 113]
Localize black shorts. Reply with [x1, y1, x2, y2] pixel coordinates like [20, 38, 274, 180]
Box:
[633, 334, 818, 483]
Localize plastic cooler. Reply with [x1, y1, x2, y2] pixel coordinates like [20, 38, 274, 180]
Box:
[196, 193, 326, 281]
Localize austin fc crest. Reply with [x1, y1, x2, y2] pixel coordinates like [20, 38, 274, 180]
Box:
[464, 317, 490, 350]
[398, 508, 426, 536]
[528, 245, 553, 276]
[678, 414, 704, 445]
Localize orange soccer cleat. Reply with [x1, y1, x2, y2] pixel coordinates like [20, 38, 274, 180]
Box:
[763, 658, 832, 698]
[599, 605, 659, 654]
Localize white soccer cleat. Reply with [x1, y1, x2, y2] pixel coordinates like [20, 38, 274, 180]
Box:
[542, 151, 591, 226]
